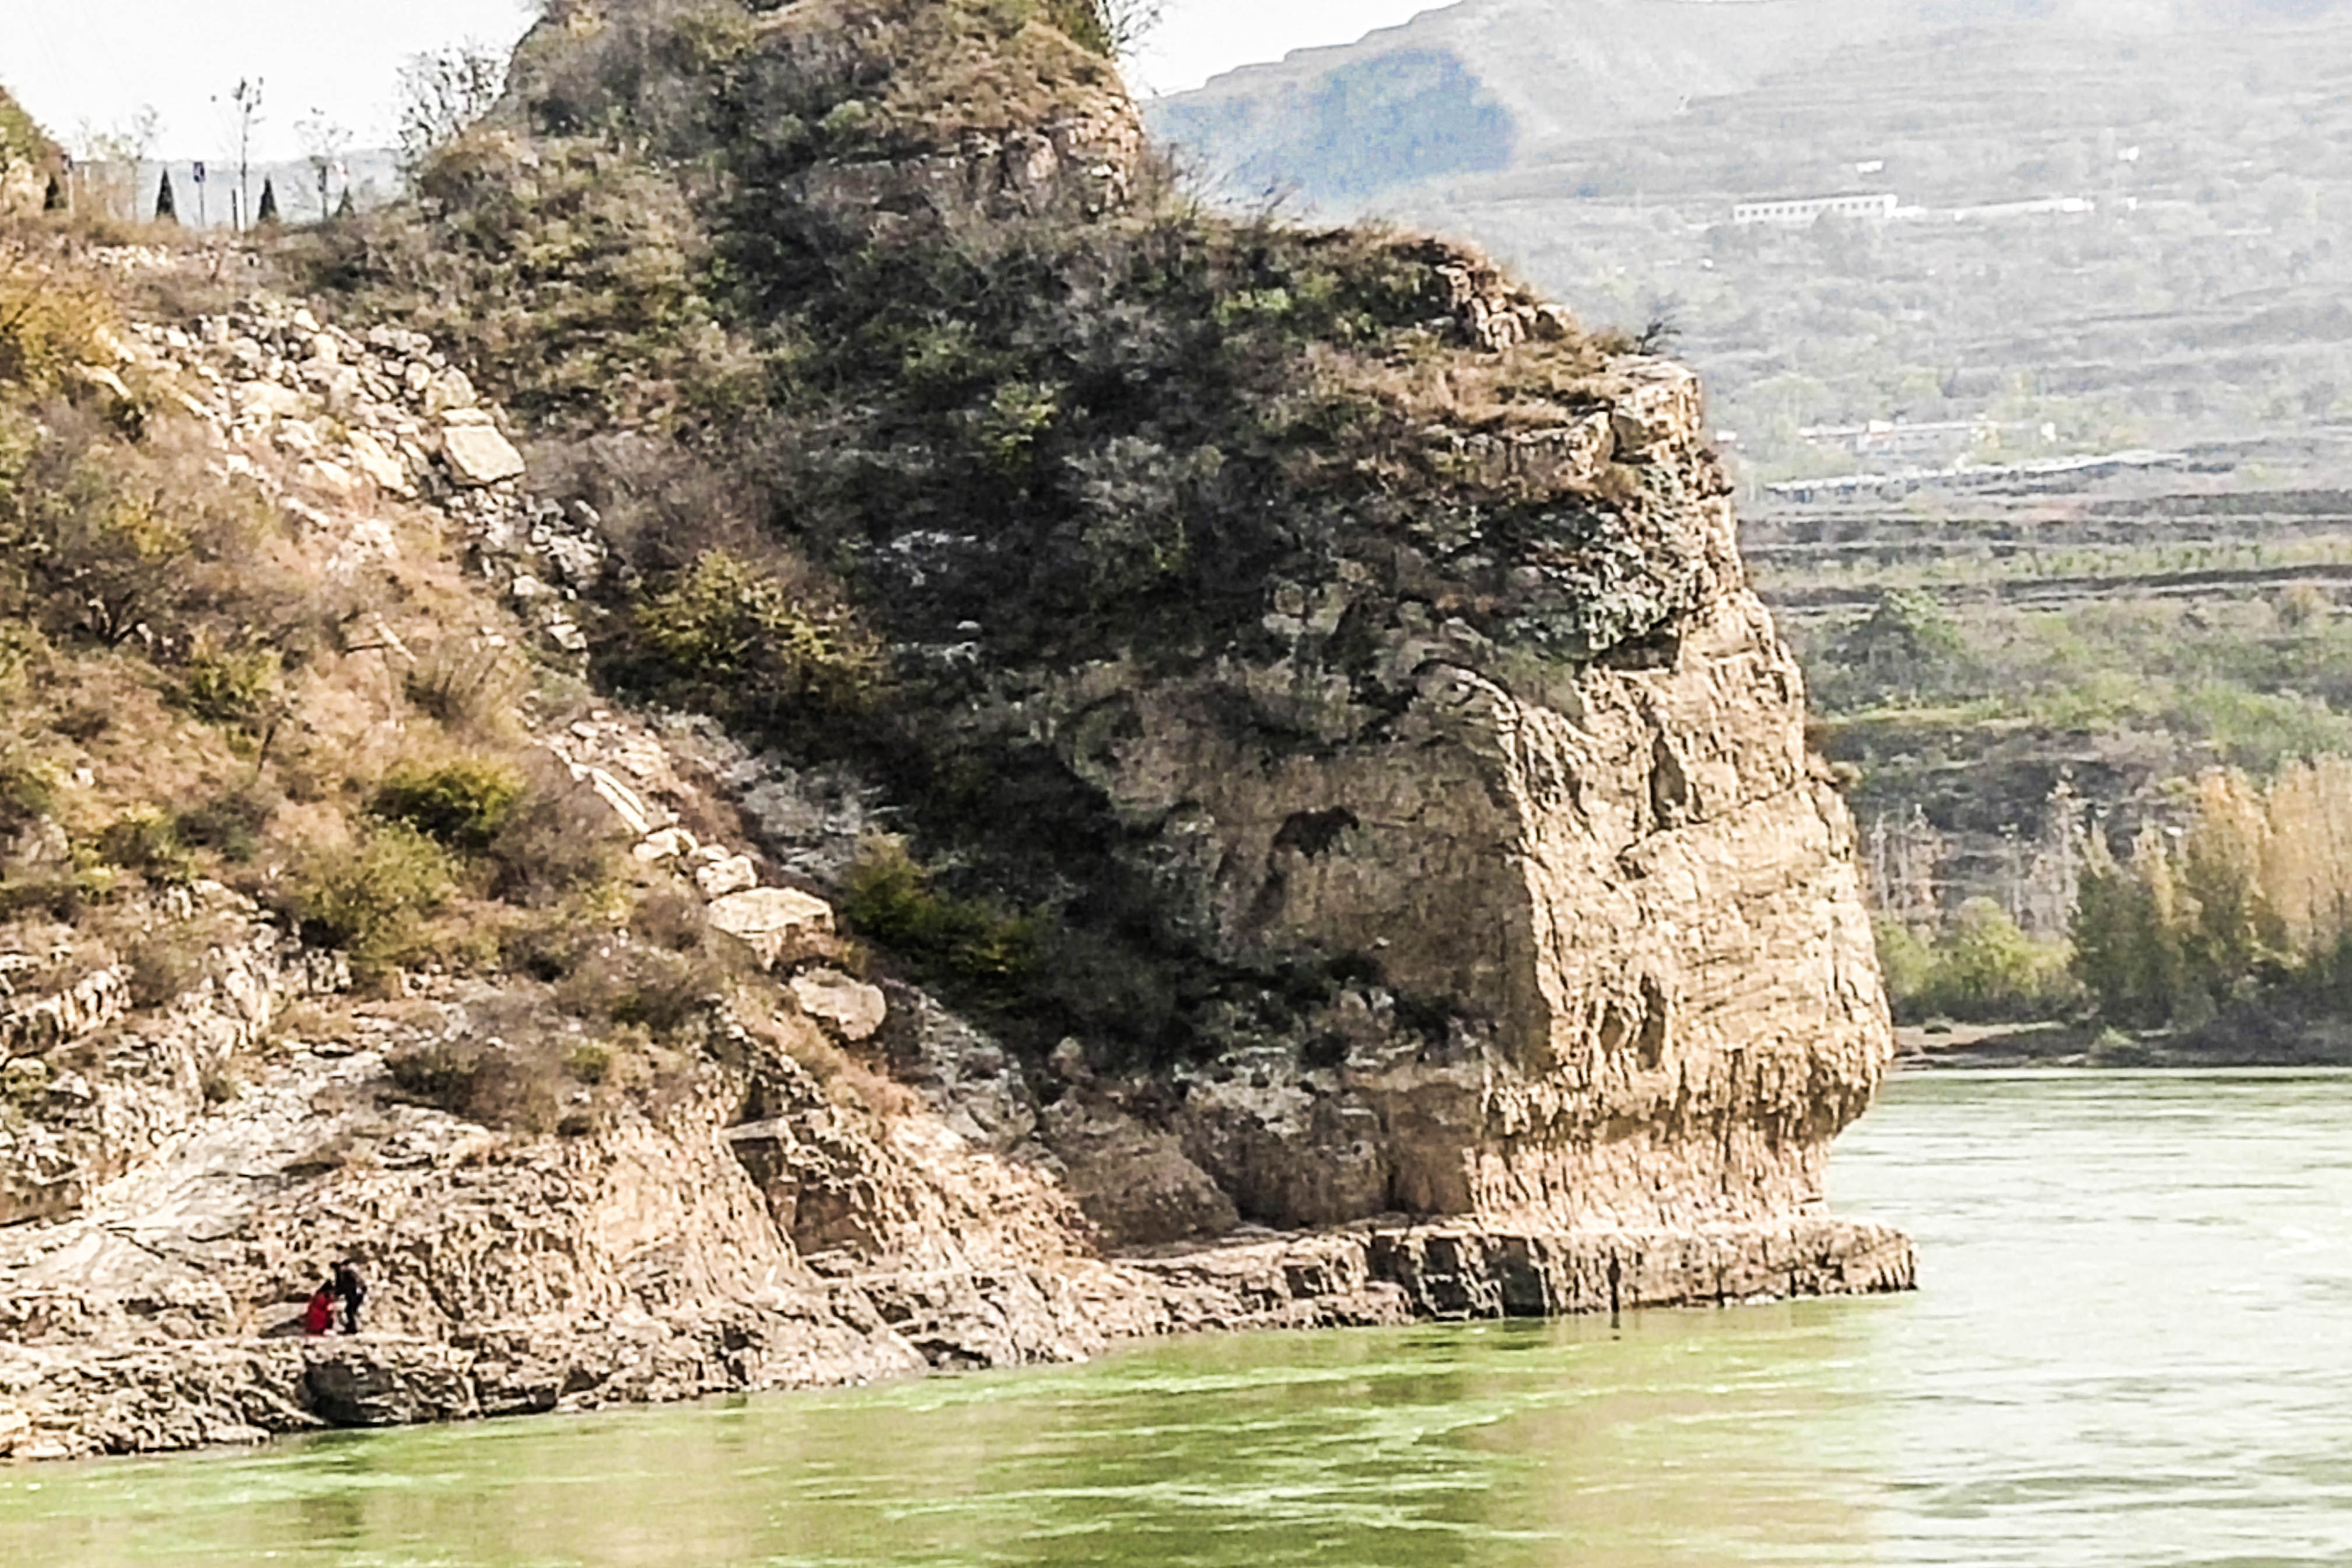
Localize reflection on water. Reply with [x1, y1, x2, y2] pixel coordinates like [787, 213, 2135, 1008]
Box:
[10, 1070, 2352, 1566]
[0, 1311, 1884, 1568]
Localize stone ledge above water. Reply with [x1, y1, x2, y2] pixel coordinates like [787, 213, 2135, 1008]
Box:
[0, 1217, 1910, 1461]
[1127, 1217, 1917, 1329]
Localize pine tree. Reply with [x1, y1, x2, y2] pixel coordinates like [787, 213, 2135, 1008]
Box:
[155, 169, 178, 224]
[256, 176, 279, 225]
[42, 174, 62, 211]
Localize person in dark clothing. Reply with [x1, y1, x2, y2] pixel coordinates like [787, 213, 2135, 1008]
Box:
[332, 1260, 366, 1334]
[302, 1281, 335, 1336]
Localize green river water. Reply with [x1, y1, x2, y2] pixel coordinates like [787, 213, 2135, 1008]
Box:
[10, 1069, 2352, 1566]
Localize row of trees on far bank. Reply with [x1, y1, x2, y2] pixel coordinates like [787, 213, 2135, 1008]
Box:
[2071, 760, 2352, 1029]
[1883, 757, 2352, 1031]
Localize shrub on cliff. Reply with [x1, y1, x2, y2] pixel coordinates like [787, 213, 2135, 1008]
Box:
[0, 253, 114, 393]
[0, 86, 57, 184]
[632, 548, 884, 720]
[177, 637, 282, 731]
[387, 1035, 574, 1134]
[285, 823, 457, 981]
[299, 133, 749, 428]
[841, 835, 1038, 998]
[482, 758, 628, 908]
[97, 808, 194, 886]
[373, 757, 527, 854]
[0, 405, 282, 653]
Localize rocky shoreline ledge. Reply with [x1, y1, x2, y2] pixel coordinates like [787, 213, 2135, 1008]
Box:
[2, 1216, 1910, 1461]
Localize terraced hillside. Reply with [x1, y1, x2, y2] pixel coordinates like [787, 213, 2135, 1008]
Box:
[1367, 19, 2352, 485]
[1746, 450, 2352, 965]
[1163, 8, 2352, 1019]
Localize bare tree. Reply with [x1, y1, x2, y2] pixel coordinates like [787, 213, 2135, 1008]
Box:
[1049, 0, 1164, 56]
[218, 78, 264, 232]
[396, 45, 508, 177]
[295, 111, 352, 219]
[1100, 0, 1166, 55]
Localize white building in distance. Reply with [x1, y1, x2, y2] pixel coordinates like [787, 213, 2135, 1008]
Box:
[1732, 191, 1899, 226]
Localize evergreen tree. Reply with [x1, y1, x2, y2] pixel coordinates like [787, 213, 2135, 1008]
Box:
[256, 176, 279, 225]
[42, 174, 61, 211]
[155, 168, 178, 223]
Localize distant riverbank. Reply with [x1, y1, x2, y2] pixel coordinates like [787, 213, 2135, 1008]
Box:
[1896, 1016, 2352, 1069]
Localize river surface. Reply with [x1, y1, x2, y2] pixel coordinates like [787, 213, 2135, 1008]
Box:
[9, 1069, 2352, 1566]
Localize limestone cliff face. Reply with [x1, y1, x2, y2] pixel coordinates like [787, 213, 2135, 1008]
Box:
[485, 0, 1896, 1245]
[992, 355, 1889, 1237]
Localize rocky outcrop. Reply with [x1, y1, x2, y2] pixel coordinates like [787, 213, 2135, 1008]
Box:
[0, 886, 336, 1227]
[103, 295, 606, 659]
[0, 772, 1904, 1461]
[0, 6, 1911, 1465]
[896, 348, 1893, 1246]
[0, 965, 1905, 1458]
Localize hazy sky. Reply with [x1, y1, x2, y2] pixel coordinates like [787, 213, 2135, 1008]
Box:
[1, 1, 1441, 162]
[1130, 1, 1440, 96]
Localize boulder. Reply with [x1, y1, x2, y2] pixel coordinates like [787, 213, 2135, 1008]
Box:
[304, 1342, 480, 1427]
[424, 367, 478, 414]
[583, 767, 659, 837]
[633, 827, 698, 863]
[1042, 1094, 1238, 1245]
[788, 968, 887, 1042]
[235, 379, 312, 419]
[694, 853, 758, 899]
[441, 420, 527, 487]
[706, 888, 835, 969]
[346, 429, 415, 497]
[69, 363, 132, 402]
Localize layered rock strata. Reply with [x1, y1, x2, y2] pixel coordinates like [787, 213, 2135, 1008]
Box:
[0, 962, 1908, 1458]
[915, 352, 1893, 1245]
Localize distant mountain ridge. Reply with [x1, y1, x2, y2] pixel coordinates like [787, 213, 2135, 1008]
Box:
[1147, 0, 2352, 206]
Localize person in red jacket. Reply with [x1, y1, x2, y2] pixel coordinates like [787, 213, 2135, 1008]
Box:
[302, 1280, 335, 1336]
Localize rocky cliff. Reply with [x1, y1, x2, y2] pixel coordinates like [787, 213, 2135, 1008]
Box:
[962, 340, 1890, 1243]
[0, 0, 1907, 1462]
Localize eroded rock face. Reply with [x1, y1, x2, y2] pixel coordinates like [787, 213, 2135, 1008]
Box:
[996, 359, 1891, 1237]
[0, 347, 1906, 1458]
[0, 11, 1909, 1462]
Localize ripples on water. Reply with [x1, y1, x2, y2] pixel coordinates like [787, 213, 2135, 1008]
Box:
[9, 1069, 2352, 1566]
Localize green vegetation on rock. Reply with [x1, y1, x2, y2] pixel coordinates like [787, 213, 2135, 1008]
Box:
[300, 0, 1670, 1062]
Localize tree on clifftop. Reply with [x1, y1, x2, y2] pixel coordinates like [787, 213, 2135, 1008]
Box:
[154, 168, 177, 223]
[396, 46, 506, 176]
[1044, 0, 1164, 56]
